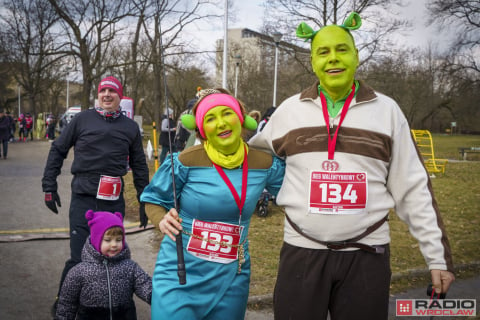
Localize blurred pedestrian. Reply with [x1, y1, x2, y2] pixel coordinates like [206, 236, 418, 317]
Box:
[0, 109, 10, 159]
[25, 112, 33, 141]
[159, 112, 176, 163]
[36, 113, 45, 140]
[46, 114, 56, 141]
[5, 111, 15, 142]
[256, 106, 276, 133]
[174, 94, 198, 152]
[18, 113, 26, 142]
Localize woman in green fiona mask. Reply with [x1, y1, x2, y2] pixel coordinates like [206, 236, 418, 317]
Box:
[140, 88, 285, 319]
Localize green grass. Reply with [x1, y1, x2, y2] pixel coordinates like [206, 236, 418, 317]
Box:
[125, 134, 480, 296]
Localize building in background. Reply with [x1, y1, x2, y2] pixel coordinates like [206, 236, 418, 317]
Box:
[214, 28, 311, 112]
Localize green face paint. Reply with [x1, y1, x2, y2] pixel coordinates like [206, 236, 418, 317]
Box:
[203, 106, 242, 155]
[311, 26, 359, 101]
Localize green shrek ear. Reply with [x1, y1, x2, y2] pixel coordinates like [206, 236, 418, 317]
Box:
[296, 22, 317, 42]
[181, 114, 197, 130]
[341, 12, 362, 30]
[243, 115, 258, 131]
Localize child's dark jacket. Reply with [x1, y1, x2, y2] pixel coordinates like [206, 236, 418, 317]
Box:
[55, 237, 152, 320]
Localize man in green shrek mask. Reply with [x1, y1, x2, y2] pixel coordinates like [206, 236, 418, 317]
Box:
[249, 12, 454, 320]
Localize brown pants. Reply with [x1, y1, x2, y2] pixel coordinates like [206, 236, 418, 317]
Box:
[274, 242, 391, 320]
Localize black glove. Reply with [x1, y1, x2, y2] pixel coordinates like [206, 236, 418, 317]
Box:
[45, 192, 61, 214]
[139, 202, 148, 228]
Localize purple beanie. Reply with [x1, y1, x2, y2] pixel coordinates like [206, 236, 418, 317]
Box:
[85, 210, 125, 253]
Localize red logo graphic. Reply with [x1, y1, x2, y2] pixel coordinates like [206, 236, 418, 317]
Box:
[397, 300, 413, 316]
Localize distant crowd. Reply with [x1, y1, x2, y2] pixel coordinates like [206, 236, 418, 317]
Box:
[0, 111, 61, 143]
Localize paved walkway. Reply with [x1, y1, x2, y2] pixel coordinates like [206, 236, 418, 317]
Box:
[0, 140, 478, 320]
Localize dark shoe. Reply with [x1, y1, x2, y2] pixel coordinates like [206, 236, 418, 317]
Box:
[51, 298, 58, 317]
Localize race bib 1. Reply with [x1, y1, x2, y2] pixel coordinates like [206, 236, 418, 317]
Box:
[308, 171, 368, 215]
[96, 175, 122, 201]
[187, 219, 244, 264]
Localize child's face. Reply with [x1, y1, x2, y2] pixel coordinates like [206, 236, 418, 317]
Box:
[100, 233, 123, 257]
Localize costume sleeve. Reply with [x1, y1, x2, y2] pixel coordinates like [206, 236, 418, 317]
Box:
[386, 108, 453, 273]
[56, 268, 82, 320]
[41, 116, 77, 192]
[265, 156, 285, 197]
[140, 153, 187, 209]
[145, 203, 167, 231]
[132, 262, 153, 304]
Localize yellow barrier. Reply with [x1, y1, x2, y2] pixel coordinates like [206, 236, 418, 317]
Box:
[411, 129, 448, 176]
[153, 121, 159, 171]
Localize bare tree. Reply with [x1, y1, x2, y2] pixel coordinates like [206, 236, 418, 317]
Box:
[47, 0, 138, 109]
[357, 45, 478, 132]
[427, 0, 480, 75]
[262, 0, 410, 67]
[0, 0, 63, 117]
[136, 0, 222, 127]
[0, 63, 17, 112]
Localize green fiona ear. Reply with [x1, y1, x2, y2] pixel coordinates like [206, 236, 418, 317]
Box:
[296, 22, 317, 42]
[181, 114, 197, 130]
[243, 115, 258, 131]
[296, 12, 362, 42]
[341, 12, 362, 30]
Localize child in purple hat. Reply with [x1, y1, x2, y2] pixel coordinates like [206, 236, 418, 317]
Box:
[55, 210, 152, 320]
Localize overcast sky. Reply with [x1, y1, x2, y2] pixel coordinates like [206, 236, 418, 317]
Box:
[184, 0, 447, 54]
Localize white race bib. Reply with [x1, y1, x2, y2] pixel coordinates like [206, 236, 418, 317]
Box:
[96, 175, 122, 201]
[187, 219, 244, 264]
[308, 171, 368, 215]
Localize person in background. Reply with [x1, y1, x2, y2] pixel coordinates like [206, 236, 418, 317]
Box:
[174, 94, 198, 152]
[58, 114, 68, 135]
[0, 109, 10, 159]
[55, 210, 152, 320]
[42, 76, 149, 316]
[159, 112, 176, 164]
[46, 114, 56, 141]
[18, 113, 26, 142]
[140, 88, 285, 319]
[5, 111, 15, 142]
[249, 12, 454, 320]
[25, 112, 34, 141]
[256, 106, 276, 133]
[36, 113, 45, 140]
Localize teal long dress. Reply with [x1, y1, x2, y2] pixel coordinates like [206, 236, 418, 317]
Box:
[140, 145, 285, 320]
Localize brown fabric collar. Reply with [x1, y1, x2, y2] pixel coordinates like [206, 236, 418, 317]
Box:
[299, 80, 377, 103]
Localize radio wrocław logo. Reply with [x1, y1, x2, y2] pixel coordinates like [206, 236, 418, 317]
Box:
[396, 299, 476, 317]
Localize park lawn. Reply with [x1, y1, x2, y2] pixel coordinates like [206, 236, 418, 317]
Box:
[124, 134, 480, 296]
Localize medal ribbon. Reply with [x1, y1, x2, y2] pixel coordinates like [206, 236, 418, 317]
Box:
[213, 146, 248, 224]
[320, 83, 356, 160]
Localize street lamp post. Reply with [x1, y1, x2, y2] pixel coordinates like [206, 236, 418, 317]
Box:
[66, 67, 72, 111]
[234, 55, 242, 97]
[222, 0, 228, 88]
[18, 85, 21, 116]
[272, 32, 283, 107]
[66, 78, 70, 110]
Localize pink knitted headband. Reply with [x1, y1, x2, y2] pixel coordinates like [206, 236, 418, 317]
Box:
[195, 93, 244, 138]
